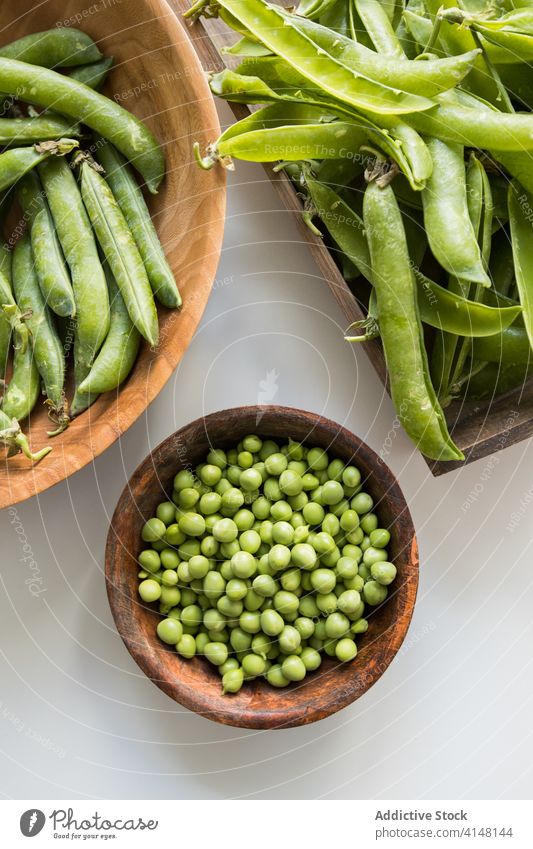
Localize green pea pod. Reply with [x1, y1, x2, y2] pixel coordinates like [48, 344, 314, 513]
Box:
[0, 138, 79, 193]
[441, 7, 533, 59]
[216, 121, 369, 164]
[214, 0, 434, 114]
[78, 266, 141, 395]
[69, 56, 114, 91]
[11, 234, 67, 424]
[0, 244, 29, 356]
[416, 272, 521, 335]
[363, 178, 463, 462]
[223, 37, 273, 57]
[408, 93, 533, 152]
[472, 326, 531, 363]
[304, 178, 372, 279]
[0, 115, 80, 146]
[297, 0, 339, 16]
[216, 101, 339, 143]
[422, 138, 490, 286]
[489, 229, 515, 296]
[0, 58, 164, 193]
[79, 159, 159, 346]
[1, 340, 41, 422]
[17, 172, 76, 318]
[96, 139, 180, 309]
[0, 409, 51, 463]
[38, 156, 110, 413]
[508, 181, 533, 350]
[354, 0, 406, 57]
[276, 12, 480, 97]
[208, 70, 428, 190]
[0, 28, 102, 68]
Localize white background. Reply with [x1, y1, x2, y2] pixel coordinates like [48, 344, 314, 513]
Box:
[1, 104, 532, 800]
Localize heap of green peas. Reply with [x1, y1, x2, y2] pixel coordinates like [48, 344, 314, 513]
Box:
[137, 434, 397, 695]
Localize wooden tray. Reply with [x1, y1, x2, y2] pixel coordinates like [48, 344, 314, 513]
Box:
[174, 0, 533, 475]
[0, 0, 226, 508]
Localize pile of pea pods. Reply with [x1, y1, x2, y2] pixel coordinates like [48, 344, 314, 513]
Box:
[138, 435, 397, 694]
[191, 0, 533, 462]
[0, 27, 180, 463]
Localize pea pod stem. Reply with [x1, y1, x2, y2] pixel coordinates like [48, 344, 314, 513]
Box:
[0, 410, 51, 463]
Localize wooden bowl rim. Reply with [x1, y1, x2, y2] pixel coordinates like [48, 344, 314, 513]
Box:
[105, 405, 419, 729]
[0, 0, 226, 508]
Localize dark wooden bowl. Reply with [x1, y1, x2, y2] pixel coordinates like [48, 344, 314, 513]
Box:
[105, 406, 419, 729]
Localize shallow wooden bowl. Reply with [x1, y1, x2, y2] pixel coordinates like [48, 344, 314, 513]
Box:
[106, 406, 419, 729]
[0, 0, 225, 508]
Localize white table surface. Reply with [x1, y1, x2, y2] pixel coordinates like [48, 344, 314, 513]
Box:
[1, 105, 532, 800]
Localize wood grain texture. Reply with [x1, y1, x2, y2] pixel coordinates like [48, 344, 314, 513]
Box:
[0, 0, 226, 508]
[179, 2, 533, 476]
[106, 406, 419, 729]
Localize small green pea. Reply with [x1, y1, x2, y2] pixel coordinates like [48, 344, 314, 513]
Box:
[161, 569, 179, 588]
[311, 568, 336, 595]
[342, 465, 361, 489]
[230, 551, 256, 579]
[217, 595, 243, 620]
[230, 627, 252, 653]
[138, 549, 161, 573]
[307, 447, 328, 471]
[335, 637, 357, 662]
[369, 528, 391, 548]
[176, 634, 196, 658]
[178, 487, 200, 510]
[252, 496, 271, 520]
[139, 579, 162, 603]
[272, 521, 294, 545]
[141, 518, 166, 543]
[280, 568, 301, 592]
[352, 492, 373, 514]
[219, 657, 239, 675]
[239, 529, 261, 553]
[253, 574, 277, 597]
[221, 488, 245, 514]
[279, 468, 303, 497]
[178, 512, 206, 538]
[363, 580, 389, 605]
[222, 667, 244, 694]
[299, 596, 320, 618]
[261, 608, 284, 636]
[371, 561, 397, 586]
[316, 593, 337, 615]
[155, 501, 175, 525]
[312, 531, 336, 555]
[173, 470, 195, 492]
[325, 612, 350, 639]
[263, 478, 282, 502]
[242, 653, 266, 678]
[204, 608, 227, 633]
[282, 655, 306, 682]
[274, 591, 300, 616]
[290, 542, 317, 570]
[157, 618, 183, 645]
[351, 618, 369, 634]
[233, 509, 255, 531]
[203, 571, 226, 600]
[264, 452, 288, 476]
[201, 536, 219, 558]
[270, 500, 292, 522]
[335, 556, 358, 581]
[240, 468, 262, 492]
[239, 610, 261, 634]
[300, 646, 322, 671]
[205, 641, 228, 666]
[340, 509, 360, 532]
[267, 664, 290, 688]
[251, 633, 272, 659]
[294, 617, 315, 640]
[363, 546, 389, 566]
[226, 578, 248, 601]
[321, 480, 344, 506]
[337, 589, 362, 615]
[279, 625, 301, 654]
[268, 544, 291, 571]
[213, 518, 238, 543]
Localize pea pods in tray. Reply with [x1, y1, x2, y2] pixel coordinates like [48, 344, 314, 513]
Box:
[190, 0, 533, 470]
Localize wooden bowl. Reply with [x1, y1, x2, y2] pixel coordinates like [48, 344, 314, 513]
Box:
[106, 406, 419, 729]
[0, 0, 225, 509]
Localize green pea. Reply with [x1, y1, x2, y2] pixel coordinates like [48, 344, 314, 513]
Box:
[204, 608, 226, 633]
[178, 487, 200, 509]
[252, 496, 271, 520]
[300, 646, 322, 672]
[337, 589, 362, 615]
[173, 470, 195, 491]
[335, 637, 358, 662]
[352, 492, 373, 514]
[205, 641, 228, 666]
[239, 529, 261, 553]
[241, 434, 261, 453]
[141, 517, 166, 542]
[267, 544, 290, 571]
[217, 595, 243, 619]
[219, 657, 239, 675]
[274, 591, 300, 616]
[253, 573, 277, 598]
[363, 547, 388, 566]
[280, 568, 301, 592]
[270, 500, 292, 522]
[291, 543, 317, 571]
[219, 560, 233, 581]
[138, 579, 162, 603]
[322, 513, 340, 537]
[226, 578, 248, 601]
[264, 452, 288, 476]
[344, 574, 365, 592]
[138, 549, 161, 573]
[177, 561, 191, 583]
[159, 548, 179, 570]
[164, 524, 185, 546]
[311, 568, 336, 595]
[156, 618, 183, 645]
[321, 480, 344, 506]
[358, 563, 371, 581]
[351, 618, 369, 634]
[312, 531, 336, 555]
[257, 440, 278, 460]
[261, 608, 284, 636]
[176, 634, 196, 658]
[181, 590, 197, 609]
[199, 464, 221, 486]
[267, 664, 290, 688]
[346, 527, 364, 545]
[278, 468, 303, 497]
[299, 596, 319, 618]
[294, 617, 315, 640]
[230, 627, 252, 652]
[363, 581, 389, 606]
[229, 551, 255, 579]
[371, 561, 397, 586]
[342, 466, 361, 489]
[221, 488, 244, 514]
[155, 501, 174, 525]
[213, 517, 238, 542]
[243, 588, 263, 611]
[195, 632, 210, 655]
[335, 556, 358, 581]
[206, 448, 227, 469]
[178, 512, 206, 538]
[360, 514, 378, 535]
[272, 521, 294, 545]
[240, 467, 262, 492]
[251, 633, 272, 659]
[281, 654, 306, 682]
[323, 639, 338, 657]
[321, 546, 341, 568]
[220, 540, 240, 559]
[242, 653, 266, 678]
[325, 612, 350, 639]
[198, 492, 220, 516]
[161, 570, 179, 588]
[203, 571, 226, 599]
[370, 528, 391, 548]
[215, 478, 232, 495]
[340, 509, 360, 532]
[232, 509, 253, 532]
[201, 536, 219, 558]
[316, 593, 337, 615]
[239, 610, 261, 634]
[263, 478, 282, 502]
[181, 604, 202, 628]
[222, 667, 244, 694]
[279, 625, 301, 654]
